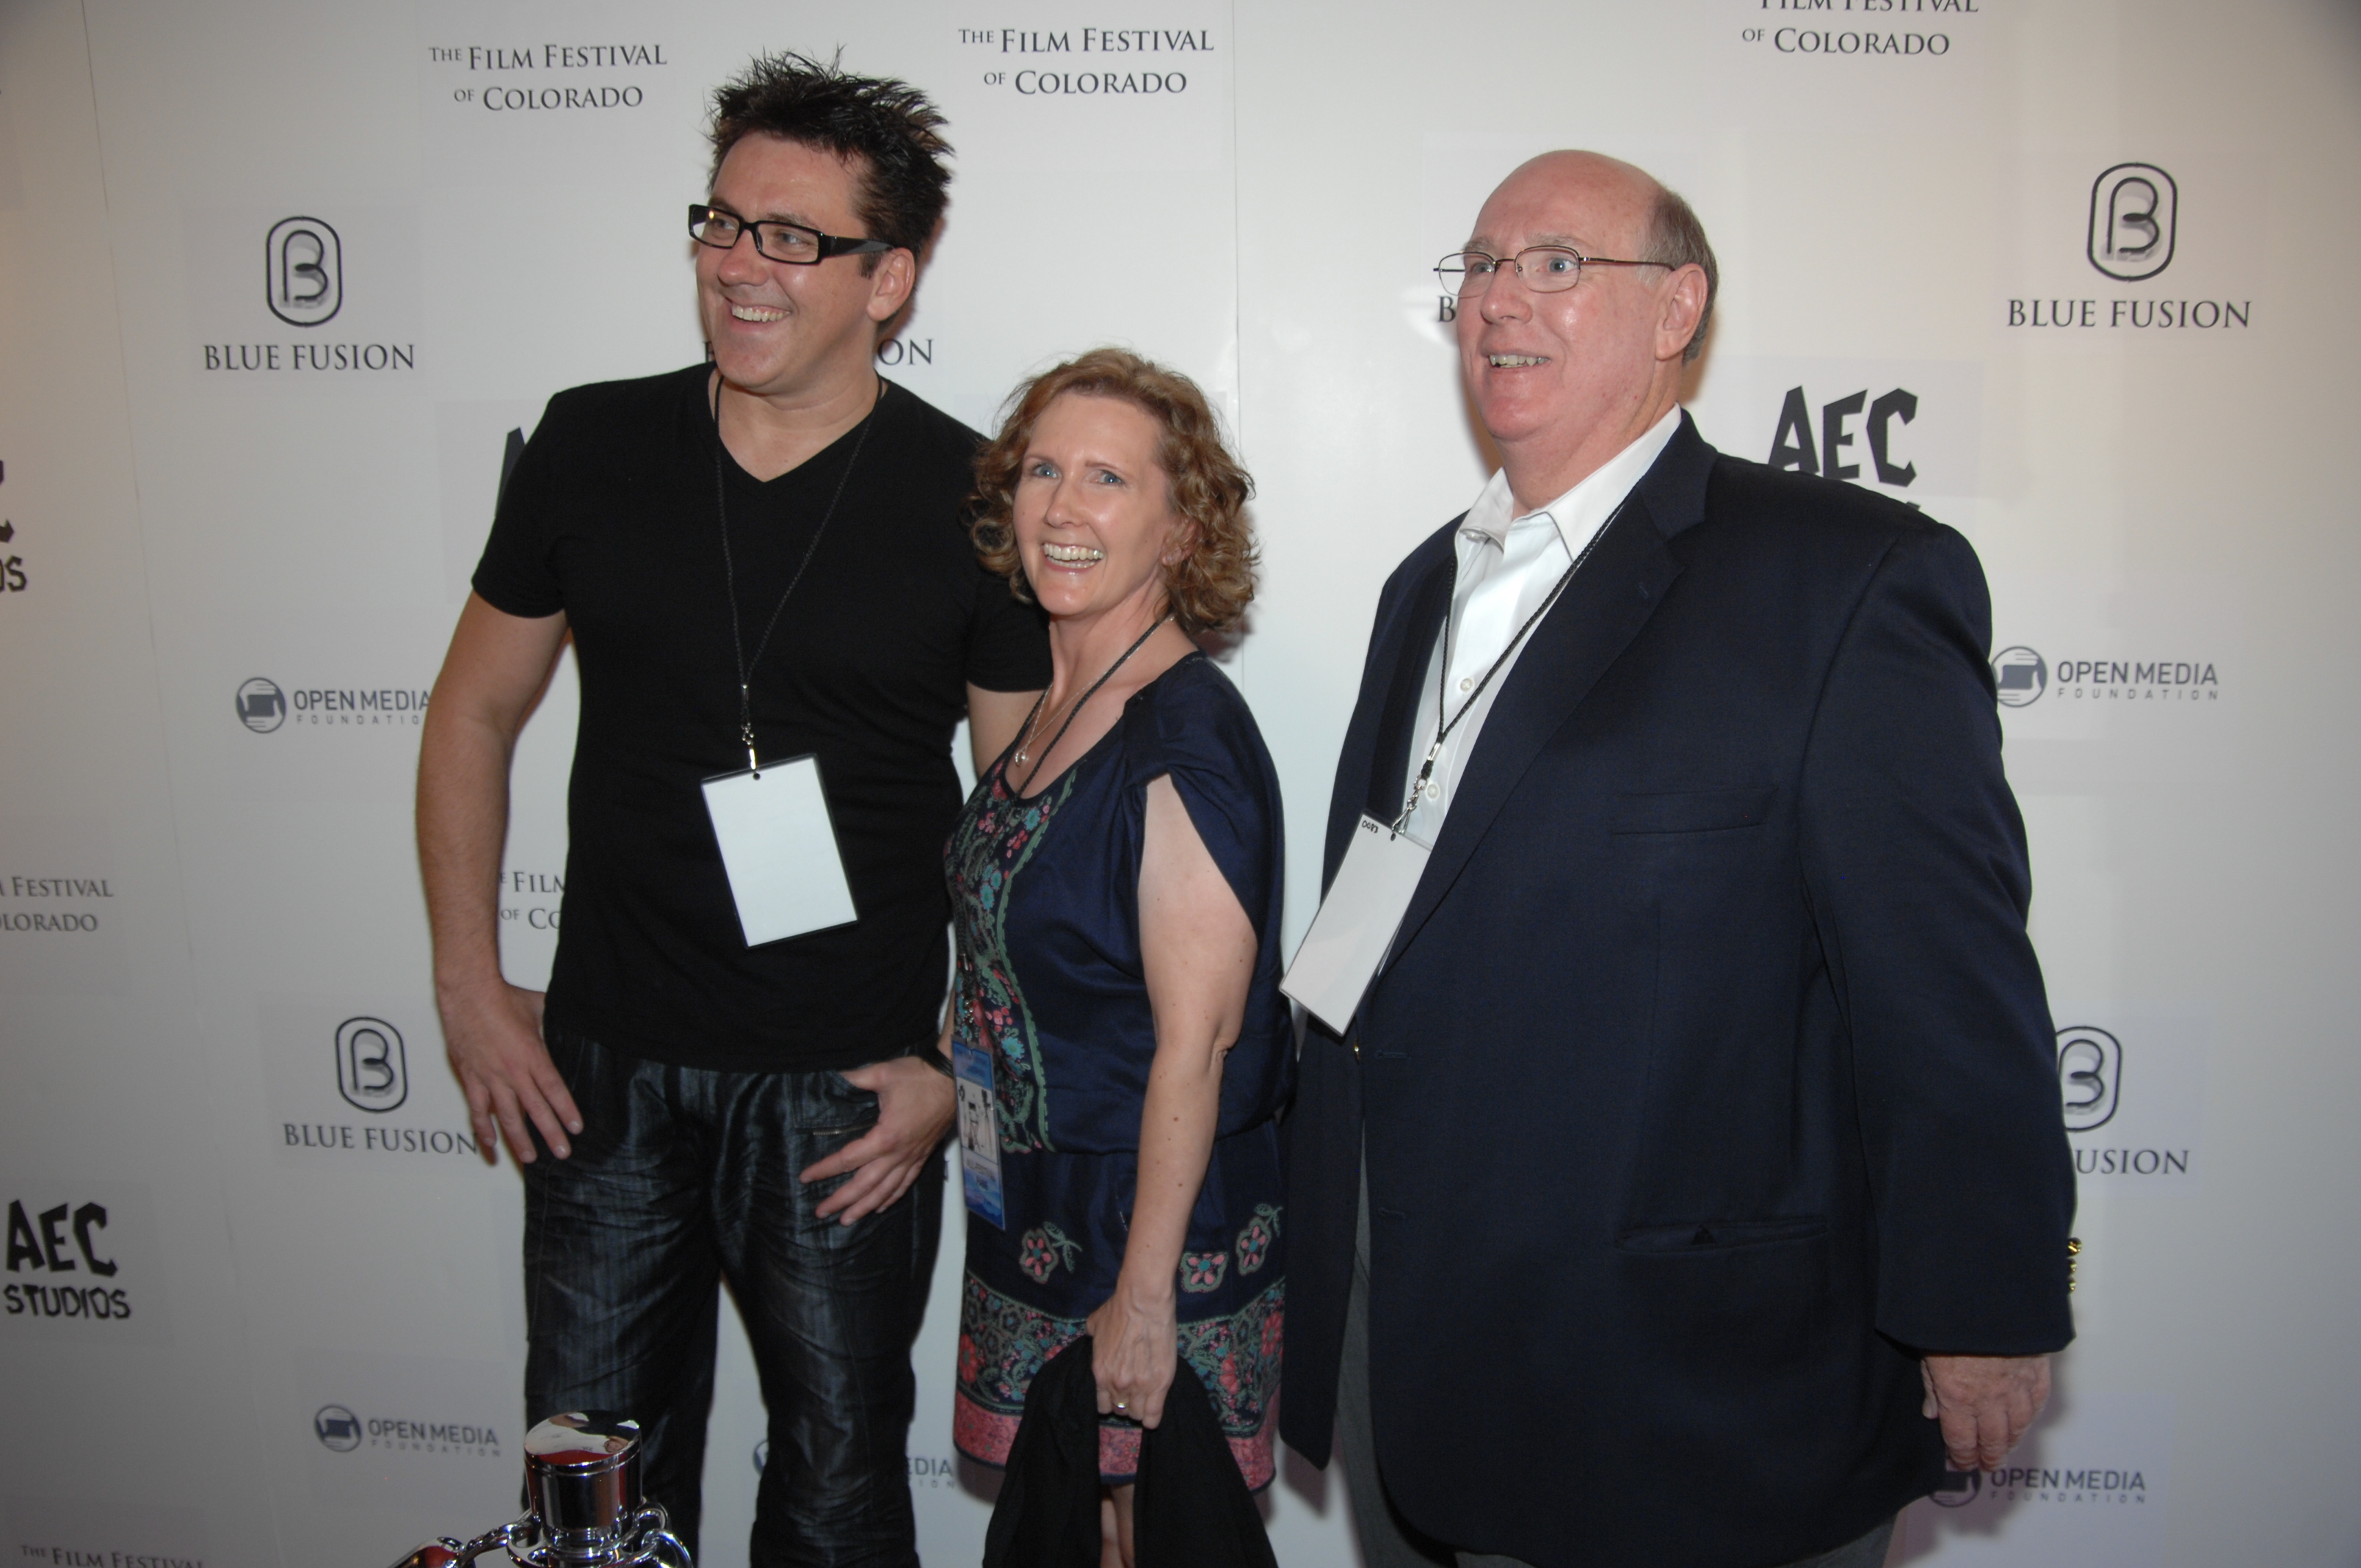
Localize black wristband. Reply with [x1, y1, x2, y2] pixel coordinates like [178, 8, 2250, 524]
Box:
[911, 1043, 954, 1079]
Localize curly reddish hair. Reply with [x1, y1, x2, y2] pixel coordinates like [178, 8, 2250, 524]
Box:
[971, 349, 1257, 635]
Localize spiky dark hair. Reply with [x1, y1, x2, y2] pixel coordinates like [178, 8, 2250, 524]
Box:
[708, 51, 954, 261]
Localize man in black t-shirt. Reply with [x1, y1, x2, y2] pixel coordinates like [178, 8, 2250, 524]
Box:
[417, 54, 1045, 1564]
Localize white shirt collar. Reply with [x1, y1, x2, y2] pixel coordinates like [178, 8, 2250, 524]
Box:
[1460, 404, 1685, 559]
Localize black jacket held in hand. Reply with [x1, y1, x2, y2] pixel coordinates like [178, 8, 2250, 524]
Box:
[1280, 414, 2077, 1568]
[983, 1336, 1277, 1568]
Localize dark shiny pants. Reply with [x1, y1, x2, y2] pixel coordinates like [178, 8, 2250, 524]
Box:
[523, 1030, 943, 1568]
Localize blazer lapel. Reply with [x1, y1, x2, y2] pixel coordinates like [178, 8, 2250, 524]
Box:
[1361, 556, 1457, 826]
[1321, 539, 1457, 890]
[1385, 417, 1716, 962]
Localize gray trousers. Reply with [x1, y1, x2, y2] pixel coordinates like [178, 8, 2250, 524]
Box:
[1335, 1170, 1896, 1568]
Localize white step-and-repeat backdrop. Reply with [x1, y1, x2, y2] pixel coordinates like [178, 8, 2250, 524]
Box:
[3, 0, 2356, 1564]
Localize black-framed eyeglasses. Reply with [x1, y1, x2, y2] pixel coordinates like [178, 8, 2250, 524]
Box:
[1435, 247, 1671, 297]
[688, 204, 894, 266]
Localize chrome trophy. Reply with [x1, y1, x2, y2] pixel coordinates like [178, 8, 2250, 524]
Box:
[386, 1412, 692, 1567]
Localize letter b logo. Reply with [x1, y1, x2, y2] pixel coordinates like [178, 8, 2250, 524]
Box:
[2087, 165, 2175, 282]
[266, 217, 342, 327]
[336, 1016, 407, 1113]
[2056, 1025, 2122, 1132]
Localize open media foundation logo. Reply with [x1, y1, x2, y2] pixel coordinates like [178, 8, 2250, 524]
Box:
[1991, 647, 2047, 708]
[1929, 1468, 1981, 1508]
[314, 1404, 362, 1451]
[309, 1398, 501, 1456]
[1987, 642, 2219, 711]
[235, 676, 287, 732]
[230, 675, 429, 730]
[266, 217, 342, 327]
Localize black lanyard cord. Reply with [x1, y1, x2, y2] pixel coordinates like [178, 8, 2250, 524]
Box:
[1009, 613, 1171, 797]
[714, 377, 883, 772]
[1394, 497, 1628, 832]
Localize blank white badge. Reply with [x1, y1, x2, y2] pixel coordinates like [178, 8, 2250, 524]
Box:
[1280, 813, 1431, 1034]
[700, 755, 858, 947]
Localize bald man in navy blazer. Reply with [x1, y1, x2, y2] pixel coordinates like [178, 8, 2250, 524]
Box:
[1280, 152, 2077, 1568]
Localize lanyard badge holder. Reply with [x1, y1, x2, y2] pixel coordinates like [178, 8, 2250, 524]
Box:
[699, 382, 880, 948]
[1282, 503, 1623, 1034]
[951, 1034, 1007, 1228]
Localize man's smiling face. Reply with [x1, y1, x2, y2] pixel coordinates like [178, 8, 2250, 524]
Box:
[697, 134, 899, 400]
[1454, 153, 1672, 462]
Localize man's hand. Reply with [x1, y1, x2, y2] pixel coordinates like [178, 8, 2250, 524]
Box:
[1921, 1353, 2050, 1472]
[799, 1056, 955, 1224]
[440, 979, 580, 1165]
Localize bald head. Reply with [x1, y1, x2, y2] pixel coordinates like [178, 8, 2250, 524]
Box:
[1453, 149, 1715, 509]
[1481, 151, 1663, 248]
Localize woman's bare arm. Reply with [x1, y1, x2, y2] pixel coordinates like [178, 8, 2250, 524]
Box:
[1086, 774, 1257, 1427]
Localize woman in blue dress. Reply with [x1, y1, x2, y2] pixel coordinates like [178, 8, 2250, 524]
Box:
[937, 348, 1290, 1558]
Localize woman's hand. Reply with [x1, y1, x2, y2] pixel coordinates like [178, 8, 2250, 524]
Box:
[1087, 1277, 1180, 1428]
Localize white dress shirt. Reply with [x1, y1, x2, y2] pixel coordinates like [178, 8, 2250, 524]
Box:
[1395, 406, 1683, 849]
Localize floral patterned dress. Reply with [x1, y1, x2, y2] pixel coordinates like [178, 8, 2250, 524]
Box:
[946, 653, 1293, 1488]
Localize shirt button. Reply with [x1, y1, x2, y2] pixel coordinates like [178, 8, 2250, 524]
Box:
[1457, 677, 1473, 693]
[1424, 781, 1442, 800]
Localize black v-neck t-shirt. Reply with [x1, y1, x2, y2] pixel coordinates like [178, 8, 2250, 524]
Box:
[472, 365, 1049, 1072]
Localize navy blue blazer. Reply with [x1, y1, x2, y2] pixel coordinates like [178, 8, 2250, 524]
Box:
[1279, 415, 2075, 1567]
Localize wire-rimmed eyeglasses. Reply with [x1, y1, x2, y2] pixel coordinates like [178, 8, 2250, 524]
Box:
[689, 204, 894, 266]
[1435, 247, 1672, 297]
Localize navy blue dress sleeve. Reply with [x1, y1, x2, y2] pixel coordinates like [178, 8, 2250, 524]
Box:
[1122, 658, 1285, 948]
[1117, 656, 1293, 1138]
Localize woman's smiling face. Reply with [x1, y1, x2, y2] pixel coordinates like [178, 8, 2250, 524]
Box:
[1012, 393, 1186, 627]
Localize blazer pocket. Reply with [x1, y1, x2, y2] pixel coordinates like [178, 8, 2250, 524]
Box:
[1610, 785, 1777, 835]
[1615, 1216, 1827, 1253]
